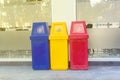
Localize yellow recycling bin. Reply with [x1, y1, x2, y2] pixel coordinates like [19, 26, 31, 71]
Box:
[49, 22, 68, 70]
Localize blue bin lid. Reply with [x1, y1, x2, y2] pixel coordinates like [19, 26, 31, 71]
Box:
[30, 22, 49, 40]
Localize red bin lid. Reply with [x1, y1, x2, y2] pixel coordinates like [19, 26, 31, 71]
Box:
[69, 21, 89, 39]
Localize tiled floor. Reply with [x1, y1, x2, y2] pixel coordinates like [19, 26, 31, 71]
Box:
[0, 65, 120, 80]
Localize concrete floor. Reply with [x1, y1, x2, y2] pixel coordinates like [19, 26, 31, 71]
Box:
[0, 65, 120, 80]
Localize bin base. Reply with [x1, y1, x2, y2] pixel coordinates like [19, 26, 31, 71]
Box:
[51, 66, 68, 70]
[51, 68, 68, 70]
[70, 65, 88, 70]
[32, 66, 49, 70]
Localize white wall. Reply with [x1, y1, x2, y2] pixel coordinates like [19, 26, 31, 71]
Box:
[51, 0, 76, 33]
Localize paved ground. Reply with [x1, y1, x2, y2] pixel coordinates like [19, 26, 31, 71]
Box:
[0, 65, 120, 80]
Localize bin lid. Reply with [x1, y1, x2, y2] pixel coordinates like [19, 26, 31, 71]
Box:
[31, 22, 49, 36]
[49, 22, 68, 39]
[69, 21, 89, 39]
[30, 22, 49, 40]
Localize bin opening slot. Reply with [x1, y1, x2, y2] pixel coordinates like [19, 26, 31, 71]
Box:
[72, 23, 85, 34]
[50, 22, 68, 36]
[52, 24, 66, 35]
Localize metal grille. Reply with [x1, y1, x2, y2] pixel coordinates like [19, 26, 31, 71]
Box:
[0, 49, 31, 58]
[89, 48, 120, 58]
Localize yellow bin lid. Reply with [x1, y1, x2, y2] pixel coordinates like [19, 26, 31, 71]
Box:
[49, 22, 68, 39]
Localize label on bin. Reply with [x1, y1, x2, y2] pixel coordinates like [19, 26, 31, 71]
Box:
[37, 25, 45, 34]
[72, 23, 85, 33]
[55, 26, 63, 32]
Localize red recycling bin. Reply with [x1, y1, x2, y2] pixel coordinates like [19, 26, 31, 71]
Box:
[69, 21, 89, 70]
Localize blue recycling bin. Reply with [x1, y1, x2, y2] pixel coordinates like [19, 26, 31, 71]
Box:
[30, 22, 49, 70]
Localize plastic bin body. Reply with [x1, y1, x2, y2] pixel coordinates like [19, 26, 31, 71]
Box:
[69, 21, 89, 70]
[49, 22, 68, 70]
[30, 22, 49, 70]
